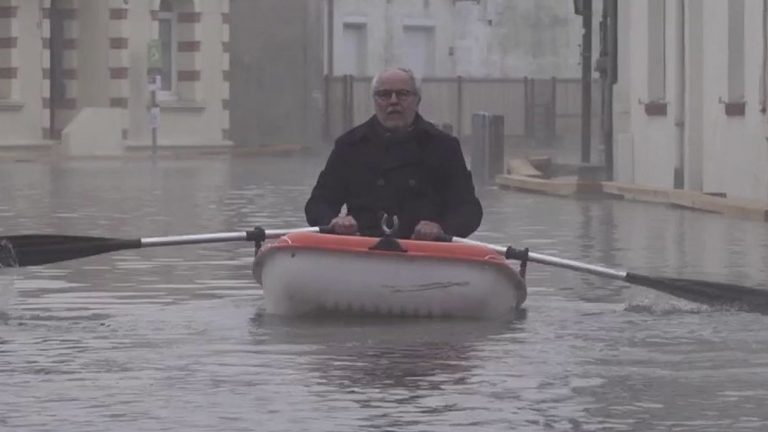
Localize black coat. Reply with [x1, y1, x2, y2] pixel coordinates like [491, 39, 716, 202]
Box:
[305, 114, 483, 238]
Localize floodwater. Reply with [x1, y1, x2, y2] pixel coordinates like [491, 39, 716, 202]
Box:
[1, 155, 768, 432]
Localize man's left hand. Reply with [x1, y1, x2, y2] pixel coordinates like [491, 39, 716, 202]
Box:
[411, 220, 444, 241]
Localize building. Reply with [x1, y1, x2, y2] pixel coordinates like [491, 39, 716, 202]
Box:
[613, 0, 768, 202]
[228, 0, 599, 151]
[0, 0, 231, 156]
[328, 0, 592, 79]
[229, 0, 324, 150]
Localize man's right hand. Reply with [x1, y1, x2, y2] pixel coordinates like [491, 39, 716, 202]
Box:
[329, 215, 358, 235]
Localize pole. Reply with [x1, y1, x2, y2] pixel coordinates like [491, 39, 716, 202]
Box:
[150, 76, 159, 158]
[147, 39, 162, 159]
[602, 0, 617, 180]
[324, 0, 334, 143]
[580, 0, 593, 164]
[673, 0, 685, 189]
[49, 0, 60, 139]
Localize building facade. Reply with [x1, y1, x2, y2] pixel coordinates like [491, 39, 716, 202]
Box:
[0, 0, 230, 156]
[227, 0, 604, 151]
[329, 0, 595, 79]
[229, 0, 324, 150]
[614, 0, 768, 202]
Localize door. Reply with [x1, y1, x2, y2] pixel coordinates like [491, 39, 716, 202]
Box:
[402, 25, 435, 77]
[341, 22, 367, 76]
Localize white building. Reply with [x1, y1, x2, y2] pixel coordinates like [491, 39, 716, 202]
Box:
[0, 0, 231, 156]
[614, 0, 768, 202]
[329, 0, 595, 78]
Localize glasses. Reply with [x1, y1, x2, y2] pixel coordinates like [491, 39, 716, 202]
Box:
[373, 89, 416, 101]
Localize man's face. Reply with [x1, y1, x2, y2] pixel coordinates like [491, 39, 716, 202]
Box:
[372, 71, 420, 130]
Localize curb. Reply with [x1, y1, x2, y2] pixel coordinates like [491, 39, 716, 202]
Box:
[495, 174, 768, 223]
[0, 144, 310, 162]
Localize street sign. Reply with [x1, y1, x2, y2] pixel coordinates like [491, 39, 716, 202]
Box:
[148, 75, 162, 91]
[147, 39, 162, 70]
[149, 106, 160, 129]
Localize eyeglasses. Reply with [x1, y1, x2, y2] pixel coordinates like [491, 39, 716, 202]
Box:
[373, 89, 416, 101]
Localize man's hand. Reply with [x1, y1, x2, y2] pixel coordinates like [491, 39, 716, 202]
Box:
[329, 215, 359, 235]
[411, 220, 444, 241]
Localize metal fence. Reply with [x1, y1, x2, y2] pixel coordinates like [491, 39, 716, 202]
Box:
[324, 75, 604, 158]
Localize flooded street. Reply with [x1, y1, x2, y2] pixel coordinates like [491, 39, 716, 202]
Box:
[1, 156, 768, 431]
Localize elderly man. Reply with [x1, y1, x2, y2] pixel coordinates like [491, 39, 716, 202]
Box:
[305, 67, 482, 240]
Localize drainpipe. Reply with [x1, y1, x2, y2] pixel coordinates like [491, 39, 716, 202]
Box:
[384, 0, 394, 67]
[579, 0, 593, 164]
[673, 0, 686, 189]
[761, 0, 767, 114]
[327, 0, 334, 77]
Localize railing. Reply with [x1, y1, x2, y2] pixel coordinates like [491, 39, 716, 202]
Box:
[323, 75, 604, 152]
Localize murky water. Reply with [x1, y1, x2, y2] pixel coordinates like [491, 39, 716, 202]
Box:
[1, 156, 767, 431]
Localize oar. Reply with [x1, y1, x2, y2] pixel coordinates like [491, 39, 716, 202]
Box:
[0, 226, 326, 268]
[447, 236, 768, 311]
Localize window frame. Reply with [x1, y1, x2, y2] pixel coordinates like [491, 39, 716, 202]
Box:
[157, 3, 177, 100]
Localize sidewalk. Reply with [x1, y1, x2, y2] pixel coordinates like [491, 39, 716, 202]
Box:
[497, 157, 768, 222]
[0, 143, 309, 162]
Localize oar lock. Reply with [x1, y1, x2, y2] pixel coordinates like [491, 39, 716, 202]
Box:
[380, 213, 399, 236]
[249, 226, 267, 256]
[369, 214, 407, 252]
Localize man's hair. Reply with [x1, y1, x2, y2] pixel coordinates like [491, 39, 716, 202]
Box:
[371, 67, 421, 96]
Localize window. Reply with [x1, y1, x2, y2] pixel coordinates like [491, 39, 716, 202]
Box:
[158, 0, 176, 97]
[647, 0, 666, 103]
[403, 24, 436, 78]
[727, 0, 745, 103]
[341, 20, 367, 75]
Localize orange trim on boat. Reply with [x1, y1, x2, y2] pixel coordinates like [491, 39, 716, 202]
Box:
[266, 232, 507, 265]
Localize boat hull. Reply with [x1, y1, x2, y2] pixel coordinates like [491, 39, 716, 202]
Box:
[253, 233, 527, 319]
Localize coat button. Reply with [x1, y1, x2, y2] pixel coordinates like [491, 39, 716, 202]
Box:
[377, 178, 385, 186]
[408, 179, 416, 187]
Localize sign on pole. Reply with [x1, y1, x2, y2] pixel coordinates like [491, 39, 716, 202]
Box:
[147, 39, 162, 157]
[149, 107, 160, 129]
[147, 39, 163, 71]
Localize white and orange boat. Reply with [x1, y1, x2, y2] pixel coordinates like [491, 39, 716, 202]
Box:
[252, 231, 527, 319]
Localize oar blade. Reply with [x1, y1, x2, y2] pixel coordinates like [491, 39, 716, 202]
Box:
[0, 235, 140, 268]
[626, 272, 768, 312]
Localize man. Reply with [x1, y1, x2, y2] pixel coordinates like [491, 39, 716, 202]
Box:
[305, 67, 482, 240]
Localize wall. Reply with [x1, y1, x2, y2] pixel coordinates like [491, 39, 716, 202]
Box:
[453, 0, 597, 78]
[620, 0, 678, 189]
[0, 0, 47, 147]
[331, 0, 600, 79]
[126, 0, 231, 148]
[77, 0, 109, 108]
[699, 0, 768, 200]
[684, 0, 704, 190]
[616, 0, 768, 202]
[229, 0, 324, 148]
[612, 0, 633, 182]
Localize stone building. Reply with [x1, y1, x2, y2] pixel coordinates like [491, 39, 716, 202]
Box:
[0, 0, 231, 156]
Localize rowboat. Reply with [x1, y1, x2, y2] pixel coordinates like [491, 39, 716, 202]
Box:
[252, 231, 527, 319]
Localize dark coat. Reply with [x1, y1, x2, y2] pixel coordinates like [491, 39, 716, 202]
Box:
[305, 114, 483, 238]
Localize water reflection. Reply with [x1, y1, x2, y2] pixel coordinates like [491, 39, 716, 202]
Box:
[251, 313, 526, 391]
[248, 313, 531, 430]
[0, 239, 18, 268]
